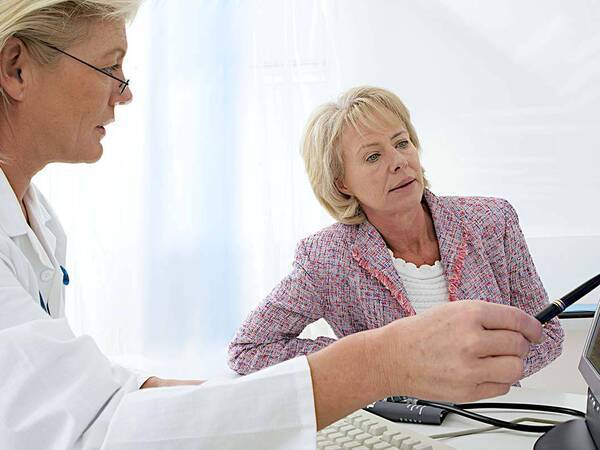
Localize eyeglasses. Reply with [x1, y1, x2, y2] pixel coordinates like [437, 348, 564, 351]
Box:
[40, 43, 130, 95]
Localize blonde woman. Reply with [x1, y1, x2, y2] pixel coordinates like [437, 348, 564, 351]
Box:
[229, 86, 563, 378]
[0, 3, 544, 448]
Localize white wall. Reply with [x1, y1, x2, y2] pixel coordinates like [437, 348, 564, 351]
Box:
[36, 0, 600, 379]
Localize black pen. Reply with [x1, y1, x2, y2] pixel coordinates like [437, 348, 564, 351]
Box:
[535, 273, 600, 324]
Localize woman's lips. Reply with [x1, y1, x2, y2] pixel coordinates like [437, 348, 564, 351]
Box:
[95, 126, 106, 137]
[389, 178, 416, 192]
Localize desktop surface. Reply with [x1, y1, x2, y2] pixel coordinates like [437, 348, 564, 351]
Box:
[387, 387, 586, 450]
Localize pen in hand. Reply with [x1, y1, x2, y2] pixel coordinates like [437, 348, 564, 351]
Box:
[535, 273, 600, 325]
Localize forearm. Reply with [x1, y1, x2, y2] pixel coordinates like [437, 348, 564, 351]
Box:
[307, 328, 389, 430]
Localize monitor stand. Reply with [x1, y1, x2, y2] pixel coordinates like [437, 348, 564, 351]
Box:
[534, 419, 596, 450]
[535, 388, 600, 450]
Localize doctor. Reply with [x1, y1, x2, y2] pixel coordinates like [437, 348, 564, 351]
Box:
[0, 1, 545, 449]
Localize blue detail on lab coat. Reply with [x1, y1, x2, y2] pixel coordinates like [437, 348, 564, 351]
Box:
[39, 292, 50, 315]
[60, 266, 69, 286]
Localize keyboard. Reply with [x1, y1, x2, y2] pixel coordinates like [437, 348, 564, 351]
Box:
[317, 409, 455, 450]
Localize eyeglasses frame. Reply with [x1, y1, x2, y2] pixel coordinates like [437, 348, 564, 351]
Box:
[40, 42, 130, 95]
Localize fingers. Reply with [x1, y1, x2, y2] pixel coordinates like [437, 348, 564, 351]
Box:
[478, 355, 524, 385]
[477, 303, 543, 344]
[474, 330, 530, 358]
[469, 382, 511, 402]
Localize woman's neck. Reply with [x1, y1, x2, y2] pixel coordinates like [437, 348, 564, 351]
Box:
[366, 202, 440, 266]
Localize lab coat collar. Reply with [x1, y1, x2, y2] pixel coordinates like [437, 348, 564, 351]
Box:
[24, 185, 57, 258]
[0, 167, 56, 268]
[0, 167, 29, 238]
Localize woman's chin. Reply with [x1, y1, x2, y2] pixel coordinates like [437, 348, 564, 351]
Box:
[80, 144, 104, 164]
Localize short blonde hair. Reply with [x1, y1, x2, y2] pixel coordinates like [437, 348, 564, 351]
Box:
[0, 0, 140, 103]
[302, 86, 425, 224]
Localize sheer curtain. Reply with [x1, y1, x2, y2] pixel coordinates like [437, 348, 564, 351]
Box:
[36, 0, 600, 378]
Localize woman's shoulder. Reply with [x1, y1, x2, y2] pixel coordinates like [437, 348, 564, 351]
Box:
[435, 194, 516, 229]
[295, 222, 358, 262]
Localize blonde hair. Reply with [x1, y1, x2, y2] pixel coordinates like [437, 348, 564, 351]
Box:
[0, 0, 140, 103]
[301, 86, 425, 225]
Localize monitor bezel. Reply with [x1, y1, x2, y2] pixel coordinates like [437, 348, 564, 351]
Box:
[578, 301, 600, 400]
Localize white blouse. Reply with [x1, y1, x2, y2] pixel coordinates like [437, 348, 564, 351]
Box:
[389, 250, 450, 314]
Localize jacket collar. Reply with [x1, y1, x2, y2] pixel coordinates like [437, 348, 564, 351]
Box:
[351, 190, 469, 310]
[424, 190, 468, 296]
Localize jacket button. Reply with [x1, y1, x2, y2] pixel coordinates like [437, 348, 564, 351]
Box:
[40, 269, 54, 282]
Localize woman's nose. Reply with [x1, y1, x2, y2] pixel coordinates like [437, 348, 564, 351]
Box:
[390, 149, 408, 173]
[112, 85, 133, 106]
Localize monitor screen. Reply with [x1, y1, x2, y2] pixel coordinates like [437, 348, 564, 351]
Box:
[587, 322, 600, 376]
[580, 303, 600, 400]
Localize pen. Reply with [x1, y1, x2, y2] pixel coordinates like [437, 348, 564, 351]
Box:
[535, 273, 600, 324]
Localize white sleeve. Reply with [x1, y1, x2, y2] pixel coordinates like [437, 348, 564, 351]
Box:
[102, 356, 317, 450]
[0, 259, 138, 450]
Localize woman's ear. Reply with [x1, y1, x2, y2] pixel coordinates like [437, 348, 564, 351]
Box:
[0, 38, 30, 102]
[335, 178, 352, 197]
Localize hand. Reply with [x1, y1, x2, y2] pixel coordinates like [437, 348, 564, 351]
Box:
[140, 377, 205, 389]
[368, 301, 543, 403]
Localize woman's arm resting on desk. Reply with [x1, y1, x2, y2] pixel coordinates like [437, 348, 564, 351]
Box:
[229, 241, 334, 374]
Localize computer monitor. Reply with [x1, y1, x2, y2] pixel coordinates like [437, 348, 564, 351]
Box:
[535, 304, 600, 449]
[579, 302, 600, 445]
[581, 304, 600, 393]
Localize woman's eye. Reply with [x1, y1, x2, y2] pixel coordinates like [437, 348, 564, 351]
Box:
[395, 140, 409, 149]
[102, 64, 120, 75]
[366, 153, 380, 162]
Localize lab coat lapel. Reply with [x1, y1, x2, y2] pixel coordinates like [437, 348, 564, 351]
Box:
[24, 186, 58, 261]
[23, 186, 66, 317]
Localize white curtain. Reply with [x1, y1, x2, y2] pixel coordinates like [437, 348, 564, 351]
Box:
[36, 0, 600, 378]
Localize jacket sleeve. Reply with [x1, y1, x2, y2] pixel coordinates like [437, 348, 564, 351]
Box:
[500, 200, 564, 377]
[228, 240, 335, 375]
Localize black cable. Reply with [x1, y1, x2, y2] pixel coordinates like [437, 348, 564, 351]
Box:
[459, 401, 585, 417]
[413, 399, 585, 433]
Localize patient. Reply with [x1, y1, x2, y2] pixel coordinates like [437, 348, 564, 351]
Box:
[228, 86, 564, 376]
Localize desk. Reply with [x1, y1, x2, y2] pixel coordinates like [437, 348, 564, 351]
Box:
[397, 387, 586, 450]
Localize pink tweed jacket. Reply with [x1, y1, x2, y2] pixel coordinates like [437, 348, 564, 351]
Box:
[228, 191, 564, 376]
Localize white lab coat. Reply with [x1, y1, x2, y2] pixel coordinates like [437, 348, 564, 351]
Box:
[0, 168, 316, 450]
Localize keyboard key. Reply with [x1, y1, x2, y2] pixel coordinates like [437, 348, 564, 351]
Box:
[336, 437, 354, 446]
[354, 417, 371, 427]
[354, 433, 372, 443]
[413, 444, 433, 450]
[364, 436, 383, 447]
[372, 443, 393, 449]
[361, 420, 378, 432]
[368, 423, 388, 435]
[347, 429, 363, 439]
[391, 435, 412, 447]
[400, 438, 421, 449]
